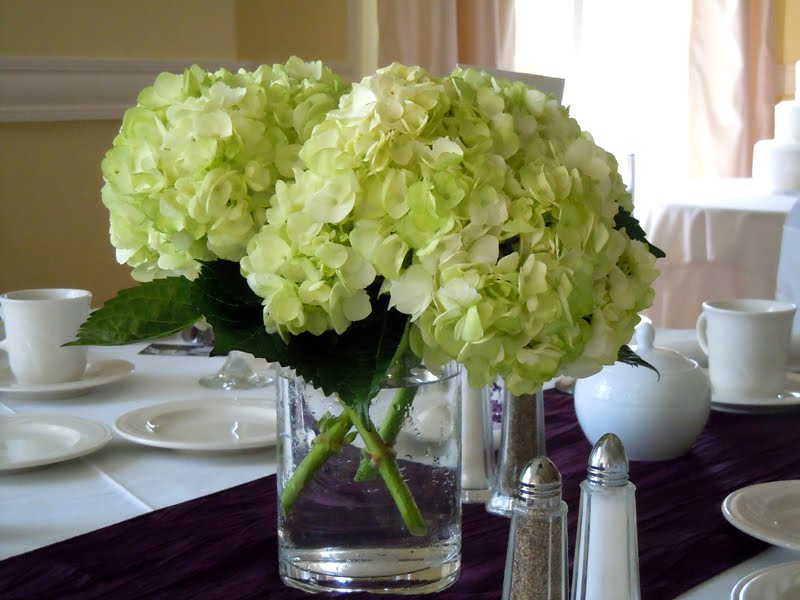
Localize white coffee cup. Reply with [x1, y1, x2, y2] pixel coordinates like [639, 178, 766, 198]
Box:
[696, 299, 797, 400]
[0, 288, 92, 385]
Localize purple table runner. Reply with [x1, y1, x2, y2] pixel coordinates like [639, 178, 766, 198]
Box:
[2, 390, 798, 599]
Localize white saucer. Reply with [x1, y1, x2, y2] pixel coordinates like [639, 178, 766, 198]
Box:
[710, 372, 800, 413]
[0, 359, 135, 399]
[0, 414, 113, 472]
[722, 481, 800, 551]
[114, 398, 277, 452]
[733, 561, 800, 599]
[732, 567, 760, 600]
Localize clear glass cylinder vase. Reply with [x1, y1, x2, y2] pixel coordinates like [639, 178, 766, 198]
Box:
[277, 362, 463, 594]
[486, 388, 546, 517]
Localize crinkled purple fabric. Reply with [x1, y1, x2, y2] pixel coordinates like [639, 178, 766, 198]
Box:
[1, 390, 797, 599]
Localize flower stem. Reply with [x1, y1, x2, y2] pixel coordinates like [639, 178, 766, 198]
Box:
[342, 405, 428, 537]
[353, 385, 418, 481]
[279, 412, 353, 515]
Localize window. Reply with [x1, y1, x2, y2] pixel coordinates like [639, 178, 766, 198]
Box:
[514, 0, 692, 206]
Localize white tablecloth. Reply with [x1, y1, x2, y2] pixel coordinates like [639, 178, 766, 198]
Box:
[638, 178, 799, 329]
[1, 337, 797, 598]
[0, 343, 278, 559]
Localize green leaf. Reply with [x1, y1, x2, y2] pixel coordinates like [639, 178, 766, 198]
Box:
[284, 283, 409, 423]
[193, 260, 408, 424]
[70, 278, 199, 346]
[191, 260, 291, 364]
[192, 260, 409, 420]
[617, 344, 660, 379]
[614, 208, 665, 259]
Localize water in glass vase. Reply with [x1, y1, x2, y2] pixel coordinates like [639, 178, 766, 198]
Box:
[277, 362, 462, 594]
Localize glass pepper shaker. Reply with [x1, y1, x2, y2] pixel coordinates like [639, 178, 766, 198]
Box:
[571, 433, 640, 600]
[502, 456, 568, 599]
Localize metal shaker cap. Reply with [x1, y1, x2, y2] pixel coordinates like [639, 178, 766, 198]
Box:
[518, 456, 562, 500]
[587, 433, 629, 487]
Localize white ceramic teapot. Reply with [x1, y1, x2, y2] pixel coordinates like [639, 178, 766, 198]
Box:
[574, 321, 710, 461]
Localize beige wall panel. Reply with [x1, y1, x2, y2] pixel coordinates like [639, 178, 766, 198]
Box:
[0, 121, 134, 304]
[783, 0, 800, 63]
[236, 0, 349, 63]
[776, 0, 786, 63]
[0, 0, 237, 59]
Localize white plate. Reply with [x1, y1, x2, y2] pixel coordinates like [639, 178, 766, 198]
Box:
[0, 414, 112, 472]
[710, 372, 800, 413]
[722, 481, 800, 551]
[732, 568, 761, 599]
[114, 399, 277, 452]
[0, 359, 135, 399]
[711, 399, 800, 415]
[733, 561, 800, 599]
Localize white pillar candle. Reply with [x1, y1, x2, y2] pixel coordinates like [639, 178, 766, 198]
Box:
[461, 372, 488, 490]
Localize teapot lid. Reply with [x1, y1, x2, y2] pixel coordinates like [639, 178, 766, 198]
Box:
[632, 321, 697, 374]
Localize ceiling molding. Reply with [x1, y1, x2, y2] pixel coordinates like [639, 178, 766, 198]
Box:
[0, 56, 352, 123]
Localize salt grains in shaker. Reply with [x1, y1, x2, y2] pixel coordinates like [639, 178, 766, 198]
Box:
[571, 433, 640, 600]
[502, 456, 568, 600]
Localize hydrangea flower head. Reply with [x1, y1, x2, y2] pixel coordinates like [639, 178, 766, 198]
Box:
[101, 58, 349, 281]
[241, 63, 658, 394]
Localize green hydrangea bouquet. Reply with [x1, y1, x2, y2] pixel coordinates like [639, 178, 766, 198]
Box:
[76, 57, 662, 534]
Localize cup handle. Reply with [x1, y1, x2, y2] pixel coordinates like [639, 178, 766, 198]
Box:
[0, 306, 8, 354]
[695, 313, 709, 356]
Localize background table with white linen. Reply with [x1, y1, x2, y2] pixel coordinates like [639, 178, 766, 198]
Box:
[637, 178, 799, 329]
[1, 335, 798, 598]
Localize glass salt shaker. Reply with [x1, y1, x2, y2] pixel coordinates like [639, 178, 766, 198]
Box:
[571, 433, 640, 600]
[502, 456, 568, 600]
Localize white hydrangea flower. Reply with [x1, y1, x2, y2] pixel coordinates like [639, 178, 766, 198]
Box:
[102, 58, 348, 281]
[239, 62, 659, 393]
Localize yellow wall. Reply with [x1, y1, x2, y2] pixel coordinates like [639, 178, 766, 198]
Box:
[236, 0, 349, 64]
[775, 0, 798, 100]
[0, 121, 134, 299]
[0, 0, 238, 59]
[777, 0, 800, 63]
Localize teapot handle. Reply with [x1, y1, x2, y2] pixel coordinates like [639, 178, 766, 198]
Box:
[695, 313, 709, 356]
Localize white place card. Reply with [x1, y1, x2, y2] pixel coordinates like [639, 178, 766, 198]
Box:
[457, 64, 565, 102]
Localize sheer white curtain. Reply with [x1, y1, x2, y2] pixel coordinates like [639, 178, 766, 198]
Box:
[688, 0, 775, 178]
[515, 0, 690, 206]
[514, 0, 775, 206]
[377, 0, 515, 77]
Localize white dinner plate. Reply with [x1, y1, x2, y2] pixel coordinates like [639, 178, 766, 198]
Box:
[114, 398, 278, 452]
[722, 481, 800, 551]
[732, 561, 800, 599]
[0, 414, 113, 472]
[0, 359, 135, 399]
[710, 372, 800, 414]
